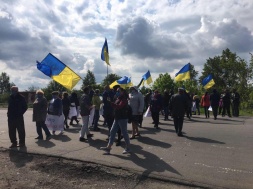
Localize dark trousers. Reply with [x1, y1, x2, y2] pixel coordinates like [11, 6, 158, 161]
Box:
[196, 105, 200, 115]
[151, 111, 159, 127]
[70, 116, 78, 124]
[186, 107, 192, 118]
[204, 106, 209, 118]
[63, 109, 69, 126]
[232, 102, 240, 117]
[212, 105, 218, 119]
[93, 109, 100, 129]
[36, 121, 51, 138]
[105, 113, 114, 135]
[164, 106, 169, 120]
[8, 116, 26, 145]
[222, 103, 231, 117]
[173, 117, 184, 134]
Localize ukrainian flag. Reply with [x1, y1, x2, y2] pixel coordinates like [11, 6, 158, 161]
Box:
[142, 70, 153, 85]
[110, 76, 133, 89]
[101, 38, 110, 66]
[37, 53, 81, 90]
[202, 74, 215, 89]
[175, 63, 191, 82]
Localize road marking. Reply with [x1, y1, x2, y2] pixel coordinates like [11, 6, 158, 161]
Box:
[194, 163, 253, 174]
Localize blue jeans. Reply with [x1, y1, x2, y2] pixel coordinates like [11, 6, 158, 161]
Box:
[36, 121, 51, 138]
[109, 119, 130, 147]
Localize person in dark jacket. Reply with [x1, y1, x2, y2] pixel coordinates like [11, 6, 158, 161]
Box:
[222, 89, 231, 117]
[150, 90, 163, 129]
[79, 87, 94, 142]
[62, 92, 71, 129]
[7, 86, 28, 148]
[169, 88, 188, 137]
[210, 89, 220, 120]
[33, 89, 51, 140]
[69, 92, 79, 125]
[163, 90, 170, 120]
[231, 89, 240, 117]
[100, 88, 131, 155]
[102, 85, 115, 139]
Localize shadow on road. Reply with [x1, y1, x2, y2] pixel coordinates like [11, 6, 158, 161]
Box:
[51, 134, 71, 142]
[185, 136, 225, 144]
[136, 136, 171, 148]
[35, 140, 56, 148]
[9, 147, 33, 168]
[113, 143, 181, 185]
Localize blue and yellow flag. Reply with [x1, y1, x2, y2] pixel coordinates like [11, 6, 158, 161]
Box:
[101, 38, 110, 66]
[142, 70, 153, 85]
[37, 53, 81, 90]
[202, 74, 215, 89]
[175, 63, 191, 82]
[110, 76, 133, 89]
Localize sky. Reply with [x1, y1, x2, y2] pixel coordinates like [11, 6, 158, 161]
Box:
[0, 0, 253, 91]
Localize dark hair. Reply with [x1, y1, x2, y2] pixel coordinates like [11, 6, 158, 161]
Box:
[52, 91, 59, 95]
[63, 92, 69, 98]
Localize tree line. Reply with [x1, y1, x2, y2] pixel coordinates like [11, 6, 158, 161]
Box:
[1, 48, 253, 110]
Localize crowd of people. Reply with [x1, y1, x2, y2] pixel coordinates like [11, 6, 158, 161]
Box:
[6, 85, 240, 154]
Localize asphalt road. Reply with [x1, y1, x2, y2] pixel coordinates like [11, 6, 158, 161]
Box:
[0, 109, 252, 189]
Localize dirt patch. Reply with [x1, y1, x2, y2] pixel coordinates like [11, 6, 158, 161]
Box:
[0, 148, 199, 189]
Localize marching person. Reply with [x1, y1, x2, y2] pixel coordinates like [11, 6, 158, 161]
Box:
[47, 91, 64, 134]
[169, 88, 188, 137]
[7, 86, 28, 148]
[201, 92, 211, 118]
[100, 88, 131, 155]
[150, 90, 163, 129]
[62, 92, 71, 129]
[79, 87, 94, 142]
[129, 86, 144, 139]
[33, 89, 51, 140]
[210, 89, 220, 120]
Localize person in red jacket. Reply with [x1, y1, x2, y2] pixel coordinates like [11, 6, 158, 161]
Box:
[201, 92, 211, 118]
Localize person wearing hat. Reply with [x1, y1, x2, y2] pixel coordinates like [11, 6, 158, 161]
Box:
[169, 88, 188, 137]
[129, 86, 144, 139]
[7, 86, 28, 148]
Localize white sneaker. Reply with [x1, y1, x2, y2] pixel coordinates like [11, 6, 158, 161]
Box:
[122, 148, 131, 154]
[59, 131, 64, 135]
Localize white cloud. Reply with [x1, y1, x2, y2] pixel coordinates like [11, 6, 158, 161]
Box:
[0, 0, 253, 90]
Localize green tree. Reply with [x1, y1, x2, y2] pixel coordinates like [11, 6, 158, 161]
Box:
[199, 48, 252, 101]
[152, 73, 174, 93]
[101, 73, 121, 87]
[0, 72, 13, 94]
[27, 85, 40, 92]
[81, 70, 96, 90]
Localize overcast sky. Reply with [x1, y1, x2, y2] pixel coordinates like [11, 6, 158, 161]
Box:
[1, 0, 253, 91]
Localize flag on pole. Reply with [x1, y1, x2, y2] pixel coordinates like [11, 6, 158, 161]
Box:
[202, 74, 215, 89]
[142, 70, 153, 85]
[175, 63, 191, 82]
[109, 76, 133, 89]
[101, 38, 110, 66]
[37, 53, 81, 90]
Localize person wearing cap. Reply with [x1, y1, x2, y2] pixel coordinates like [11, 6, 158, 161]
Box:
[7, 86, 28, 148]
[169, 88, 188, 137]
[33, 89, 51, 140]
[150, 90, 163, 129]
[129, 86, 144, 139]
